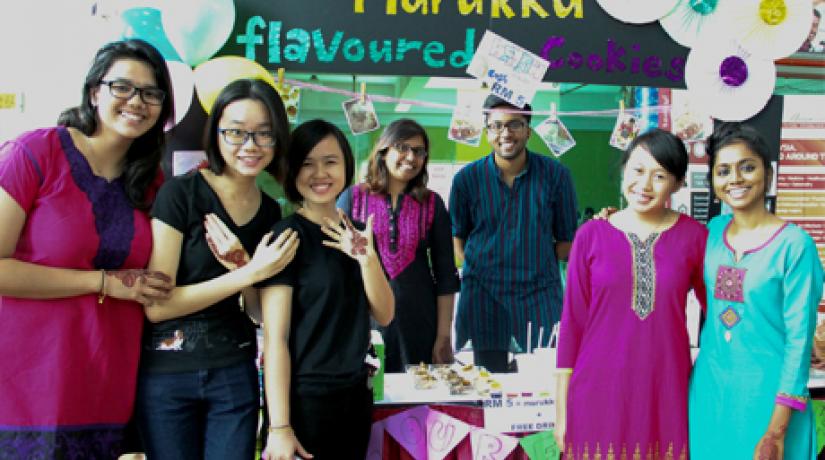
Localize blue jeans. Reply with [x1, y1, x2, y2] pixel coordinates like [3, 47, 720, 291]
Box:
[135, 361, 259, 460]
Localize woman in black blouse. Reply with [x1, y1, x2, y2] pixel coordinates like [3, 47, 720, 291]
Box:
[136, 79, 298, 460]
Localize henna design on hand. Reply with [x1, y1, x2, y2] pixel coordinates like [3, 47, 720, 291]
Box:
[223, 249, 248, 267]
[344, 218, 368, 256]
[110, 270, 147, 288]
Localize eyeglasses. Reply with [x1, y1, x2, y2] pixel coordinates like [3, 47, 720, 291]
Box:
[392, 142, 428, 158]
[218, 128, 276, 147]
[487, 120, 527, 133]
[99, 80, 166, 106]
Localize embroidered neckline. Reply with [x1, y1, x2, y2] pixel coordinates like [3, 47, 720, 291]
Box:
[58, 127, 134, 269]
[627, 231, 660, 320]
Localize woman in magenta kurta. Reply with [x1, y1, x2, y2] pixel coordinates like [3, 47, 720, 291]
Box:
[556, 129, 707, 460]
[0, 40, 174, 458]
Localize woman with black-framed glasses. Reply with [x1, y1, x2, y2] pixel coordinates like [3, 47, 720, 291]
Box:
[0, 39, 175, 458]
[135, 78, 298, 460]
[337, 118, 460, 372]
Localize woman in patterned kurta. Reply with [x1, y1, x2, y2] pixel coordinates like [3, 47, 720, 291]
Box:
[556, 129, 707, 460]
[0, 40, 175, 458]
[689, 123, 822, 460]
[338, 119, 460, 372]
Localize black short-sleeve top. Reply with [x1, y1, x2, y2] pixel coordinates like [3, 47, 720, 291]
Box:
[141, 172, 281, 373]
[258, 212, 371, 395]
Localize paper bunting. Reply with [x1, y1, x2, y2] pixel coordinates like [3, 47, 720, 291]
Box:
[706, 0, 812, 59]
[659, 0, 725, 48]
[519, 430, 560, 460]
[425, 408, 471, 460]
[469, 426, 519, 459]
[366, 420, 385, 460]
[595, 0, 680, 24]
[685, 40, 776, 121]
[384, 405, 430, 460]
[815, 400, 825, 455]
[383, 405, 472, 460]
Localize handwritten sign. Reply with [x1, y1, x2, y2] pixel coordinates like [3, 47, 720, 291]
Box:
[466, 30, 548, 107]
[483, 395, 555, 434]
[519, 430, 560, 460]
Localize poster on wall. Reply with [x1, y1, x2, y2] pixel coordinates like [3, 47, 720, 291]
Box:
[776, 95, 825, 310]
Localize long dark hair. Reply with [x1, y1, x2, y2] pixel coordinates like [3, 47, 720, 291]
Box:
[202, 79, 289, 182]
[283, 120, 354, 204]
[57, 39, 173, 210]
[364, 118, 431, 202]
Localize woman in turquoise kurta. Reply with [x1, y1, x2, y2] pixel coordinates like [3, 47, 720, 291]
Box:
[689, 123, 823, 460]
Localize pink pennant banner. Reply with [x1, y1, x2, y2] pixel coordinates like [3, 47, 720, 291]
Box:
[384, 405, 430, 460]
[469, 426, 519, 460]
[426, 409, 471, 460]
[366, 421, 385, 460]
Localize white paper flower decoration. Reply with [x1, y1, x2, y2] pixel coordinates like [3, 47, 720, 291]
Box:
[685, 40, 776, 121]
[660, 0, 725, 48]
[595, 0, 680, 24]
[708, 0, 812, 59]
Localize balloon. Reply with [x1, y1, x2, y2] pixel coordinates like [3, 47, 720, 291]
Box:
[121, 7, 181, 62]
[164, 61, 195, 131]
[160, 0, 235, 67]
[193, 56, 276, 114]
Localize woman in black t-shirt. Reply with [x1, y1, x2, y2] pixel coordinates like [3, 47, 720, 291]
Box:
[258, 120, 394, 460]
[136, 79, 299, 460]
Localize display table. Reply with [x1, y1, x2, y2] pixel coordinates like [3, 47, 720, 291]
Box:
[370, 372, 557, 459]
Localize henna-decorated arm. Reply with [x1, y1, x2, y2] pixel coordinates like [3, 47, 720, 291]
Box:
[0, 188, 173, 301]
[320, 211, 394, 326]
[753, 405, 790, 460]
[143, 218, 298, 323]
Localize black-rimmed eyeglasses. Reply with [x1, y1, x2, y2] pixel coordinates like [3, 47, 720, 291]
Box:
[218, 128, 276, 147]
[392, 142, 428, 158]
[487, 120, 527, 133]
[99, 80, 166, 106]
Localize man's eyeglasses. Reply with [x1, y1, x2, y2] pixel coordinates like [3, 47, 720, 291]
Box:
[392, 142, 428, 158]
[99, 80, 166, 106]
[487, 120, 527, 133]
[218, 128, 276, 147]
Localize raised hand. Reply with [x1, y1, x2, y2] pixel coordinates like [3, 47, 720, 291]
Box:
[105, 269, 173, 306]
[204, 213, 250, 270]
[320, 210, 375, 264]
[243, 228, 300, 283]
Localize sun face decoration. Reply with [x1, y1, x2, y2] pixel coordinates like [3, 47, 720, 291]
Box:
[595, 0, 680, 24]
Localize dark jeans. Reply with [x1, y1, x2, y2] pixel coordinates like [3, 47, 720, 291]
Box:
[473, 349, 512, 373]
[135, 361, 259, 460]
[286, 384, 373, 460]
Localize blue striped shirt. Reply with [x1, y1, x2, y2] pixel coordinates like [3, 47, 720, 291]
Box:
[449, 151, 578, 351]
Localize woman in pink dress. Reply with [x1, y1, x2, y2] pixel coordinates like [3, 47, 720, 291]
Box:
[555, 129, 707, 459]
[0, 39, 175, 458]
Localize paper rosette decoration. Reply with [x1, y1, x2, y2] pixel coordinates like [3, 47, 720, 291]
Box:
[660, 0, 725, 48]
[595, 0, 680, 24]
[685, 40, 776, 121]
[707, 0, 812, 59]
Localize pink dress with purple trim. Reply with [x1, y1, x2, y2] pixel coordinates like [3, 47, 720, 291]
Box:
[0, 127, 157, 458]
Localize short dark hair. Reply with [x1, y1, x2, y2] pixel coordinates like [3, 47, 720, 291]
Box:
[283, 119, 354, 204]
[57, 38, 173, 210]
[706, 122, 772, 194]
[621, 128, 688, 181]
[202, 79, 289, 181]
[483, 94, 532, 125]
[364, 118, 430, 202]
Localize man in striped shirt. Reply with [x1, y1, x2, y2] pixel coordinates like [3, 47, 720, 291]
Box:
[450, 95, 578, 373]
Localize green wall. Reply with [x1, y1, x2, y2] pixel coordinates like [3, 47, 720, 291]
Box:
[259, 123, 622, 219]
